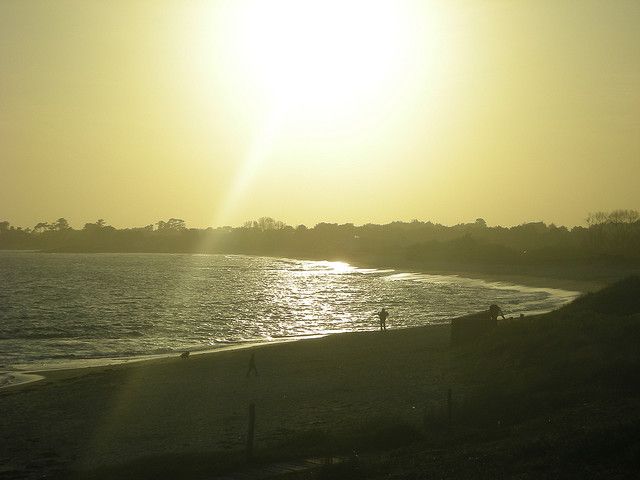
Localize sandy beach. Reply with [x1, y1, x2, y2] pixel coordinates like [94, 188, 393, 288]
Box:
[0, 269, 601, 479]
[0, 323, 452, 478]
[3, 273, 639, 479]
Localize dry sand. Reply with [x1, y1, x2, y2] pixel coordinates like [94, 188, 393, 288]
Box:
[0, 324, 452, 478]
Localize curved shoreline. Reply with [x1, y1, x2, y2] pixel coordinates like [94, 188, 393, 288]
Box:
[347, 260, 604, 294]
[1, 267, 585, 390]
[0, 336, 312, 390]
[0, 372, 44, 389]
[414, 269, 601, 294]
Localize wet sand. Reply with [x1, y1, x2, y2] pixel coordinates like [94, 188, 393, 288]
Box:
[0, 324, 452, 478]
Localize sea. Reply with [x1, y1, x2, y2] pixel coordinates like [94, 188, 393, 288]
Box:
[0, 251, 580, 376]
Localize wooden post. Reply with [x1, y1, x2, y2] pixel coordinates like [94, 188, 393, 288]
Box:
[423, 404, 428, 431]
[246, 403, 256, 462]
[447, 388, 452, 427]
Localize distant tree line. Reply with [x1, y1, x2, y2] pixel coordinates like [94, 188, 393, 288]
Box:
[1, 210, 639, 276]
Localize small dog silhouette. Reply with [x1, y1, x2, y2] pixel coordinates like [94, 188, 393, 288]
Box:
[180, 351, 190, 359]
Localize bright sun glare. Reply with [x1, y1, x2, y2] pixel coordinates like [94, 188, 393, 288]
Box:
[198, 0, 450, 226]
[228, 0, 419, 114]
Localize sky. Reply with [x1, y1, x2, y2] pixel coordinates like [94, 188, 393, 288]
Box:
[1, 0, 639, 229]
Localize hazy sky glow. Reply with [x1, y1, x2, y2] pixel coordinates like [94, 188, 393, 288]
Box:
[2, 0, 639, 228]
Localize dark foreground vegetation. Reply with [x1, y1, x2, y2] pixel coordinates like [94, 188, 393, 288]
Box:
[71, 277, 640, 480]
[2, 210, 640, 282]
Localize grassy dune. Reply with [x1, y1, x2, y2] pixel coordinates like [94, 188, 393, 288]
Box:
[304, 276, 640, 479]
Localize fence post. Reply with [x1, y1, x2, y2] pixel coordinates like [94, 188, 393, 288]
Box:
[246, 402, 256, 462]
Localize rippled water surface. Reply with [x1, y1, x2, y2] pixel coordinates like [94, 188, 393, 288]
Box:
[0, 251, 579, 370]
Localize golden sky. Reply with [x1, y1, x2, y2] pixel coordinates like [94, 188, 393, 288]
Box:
[2, 0, 639, 228]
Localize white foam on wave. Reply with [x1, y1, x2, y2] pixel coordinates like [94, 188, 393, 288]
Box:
[0, 372, 44, 389]
[380, 271, 582, 314]
[5, 334, 320, 383]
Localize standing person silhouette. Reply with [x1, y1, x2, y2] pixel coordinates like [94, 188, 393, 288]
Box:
[246, 352, 258, 377]
[377, 308, 389, 332]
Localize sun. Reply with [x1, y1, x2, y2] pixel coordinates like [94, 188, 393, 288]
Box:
[227, 0, 420, 115]
[182, 0, 454, 226]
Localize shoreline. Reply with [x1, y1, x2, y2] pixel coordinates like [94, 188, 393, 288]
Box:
[0, 372, 44, 389]
[0, 335, 316, 390]
[407, 269, 600, 294]
[347, 258, 606, 294]
[1, 266, 586, 390]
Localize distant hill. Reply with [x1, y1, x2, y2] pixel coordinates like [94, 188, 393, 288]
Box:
[2, 212, 639, 284]
[559, 275, 640, 316]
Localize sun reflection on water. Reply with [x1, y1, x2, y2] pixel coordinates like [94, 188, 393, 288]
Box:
[1, 252, 580, 369]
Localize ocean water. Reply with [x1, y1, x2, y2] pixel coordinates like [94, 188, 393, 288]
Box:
[0, 251, 579, 372]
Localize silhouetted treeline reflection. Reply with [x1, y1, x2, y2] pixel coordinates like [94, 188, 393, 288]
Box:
[1, 211, 639, 275]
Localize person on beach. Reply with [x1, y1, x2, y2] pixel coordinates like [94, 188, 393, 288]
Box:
[246, 352, 258, 377]
[377, 308, 389, 332]
[489, 304, 506, 323]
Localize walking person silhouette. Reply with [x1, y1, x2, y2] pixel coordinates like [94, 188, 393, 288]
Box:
[246, 352, 258, 377]
[377, 308, 389, 332]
